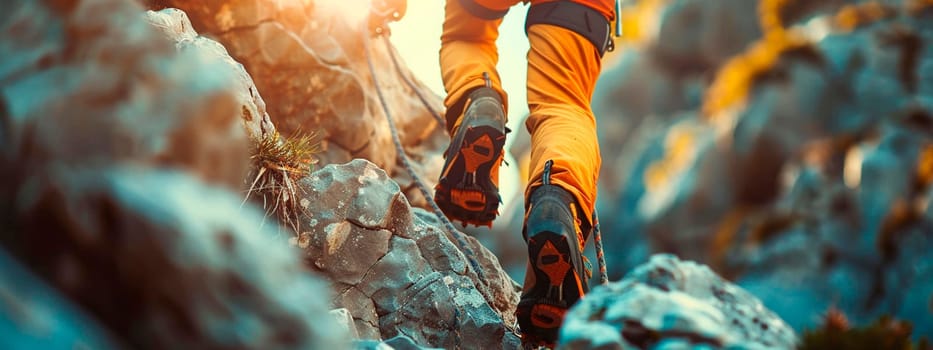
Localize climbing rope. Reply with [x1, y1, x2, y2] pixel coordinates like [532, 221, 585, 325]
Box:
[383, 36, 446, 127]
[361, 27, 489, 285]
[592, 210, 609, 285]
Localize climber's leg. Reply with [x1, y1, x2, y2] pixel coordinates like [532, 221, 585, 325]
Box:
[435, 0, 521, 227]
[439, 0, 519, 129]
[516, 0, 614, 347]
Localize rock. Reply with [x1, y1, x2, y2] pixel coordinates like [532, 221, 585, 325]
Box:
[148, 0, 448, 205]
[559, 254, 797, 350]
[0, 0, 248, 190]
[0, 0, 346, 348]
[297, 159, 521, 348]
[592, 0, 766, 275]
[651, 0, 761, 72]
[9, 166, 348, 350]
[881, 223, 933, 337]
[144, 8, 277, 142]
[332, 308, 360, 339]
[0, 248, 119, 350]
[597, 7, 933, 339]
[354, 335, 441, 350]
[713, 12, 933, 333]
[727, 122, 933, 333]
[607, 117, 734, 264]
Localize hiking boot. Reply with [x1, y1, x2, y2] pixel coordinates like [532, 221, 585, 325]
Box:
[434, 86, 507, 227]
[516, 175, 591, 348]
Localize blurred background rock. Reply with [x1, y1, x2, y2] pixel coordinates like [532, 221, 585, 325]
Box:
[2, 0, 931, 348]
[586, 0, 933, 337]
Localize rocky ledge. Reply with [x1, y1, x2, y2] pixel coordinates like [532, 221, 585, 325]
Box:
[561, 254, 797, 349]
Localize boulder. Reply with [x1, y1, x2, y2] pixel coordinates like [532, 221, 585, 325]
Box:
[559, 254, 797, 349]
[9, 166, 348, 350]
[296, 159, 521, 349]
[596, 2, 933, 336]
[0, 0, 345, 348]
[650, 0, 762, 72]
[0, 0, 248, 190]
[144, 7, 277, 142]
[0, 248, 120, 350]
[147, 0, 448, 209]
[729, 122, 933, 334]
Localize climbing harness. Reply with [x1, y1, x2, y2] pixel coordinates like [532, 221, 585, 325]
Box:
[525, 1, 614, 56]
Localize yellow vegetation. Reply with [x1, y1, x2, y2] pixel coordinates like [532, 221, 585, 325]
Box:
[916, 144, 933, 189]
[702, 32, 813, 117]
[758, 0, 793, 34]
[616, 0, 670, 44]
[709, 206, 752, 274]
[704, 1, 905, 117]
[834, 2, 898, 32]
[643, 122, 703, 193]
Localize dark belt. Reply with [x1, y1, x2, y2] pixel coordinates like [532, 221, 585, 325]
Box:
[525, 1, 613, 56]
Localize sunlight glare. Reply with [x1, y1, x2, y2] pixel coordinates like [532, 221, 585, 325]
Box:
[316, 0, 372, 27]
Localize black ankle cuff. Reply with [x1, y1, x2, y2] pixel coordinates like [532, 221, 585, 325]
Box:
[528, 184, 593, 241]
[445, 86, 503, 130]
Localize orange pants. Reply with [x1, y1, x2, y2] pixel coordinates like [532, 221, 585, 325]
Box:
[440, 0, 613, 223]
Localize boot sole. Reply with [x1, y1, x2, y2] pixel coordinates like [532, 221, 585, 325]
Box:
[434, 124, 505, 227]
[517, 229, 587, 347]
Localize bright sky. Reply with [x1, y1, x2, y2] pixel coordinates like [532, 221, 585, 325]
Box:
[389, 1, 531, 133]
[389, 2, 533, 221]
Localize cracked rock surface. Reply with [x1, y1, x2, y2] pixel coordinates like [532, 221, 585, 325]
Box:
[559, 254, 797, 350]
[147, 0, 448, 209]
[296, 159, 521, 348]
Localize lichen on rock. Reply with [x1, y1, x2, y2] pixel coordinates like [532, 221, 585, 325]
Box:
[296, 159, 521, 348]
[559, 254, 797, 349]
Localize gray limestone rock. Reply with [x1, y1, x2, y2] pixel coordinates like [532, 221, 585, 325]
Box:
[148, 0, 448, 207]
[559, 254, 797, 350]
[0, 0, 346, 348]
[0, 0, 249, 191]
[10, 166, 348, 350]
[298, 159, 521, 349]
[144, 8, 277, 142]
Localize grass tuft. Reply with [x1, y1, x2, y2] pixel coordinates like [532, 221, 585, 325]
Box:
[244, 130, 318, 235]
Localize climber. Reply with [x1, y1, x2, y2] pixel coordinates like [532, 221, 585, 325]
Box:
[432, 0, 615, 347]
